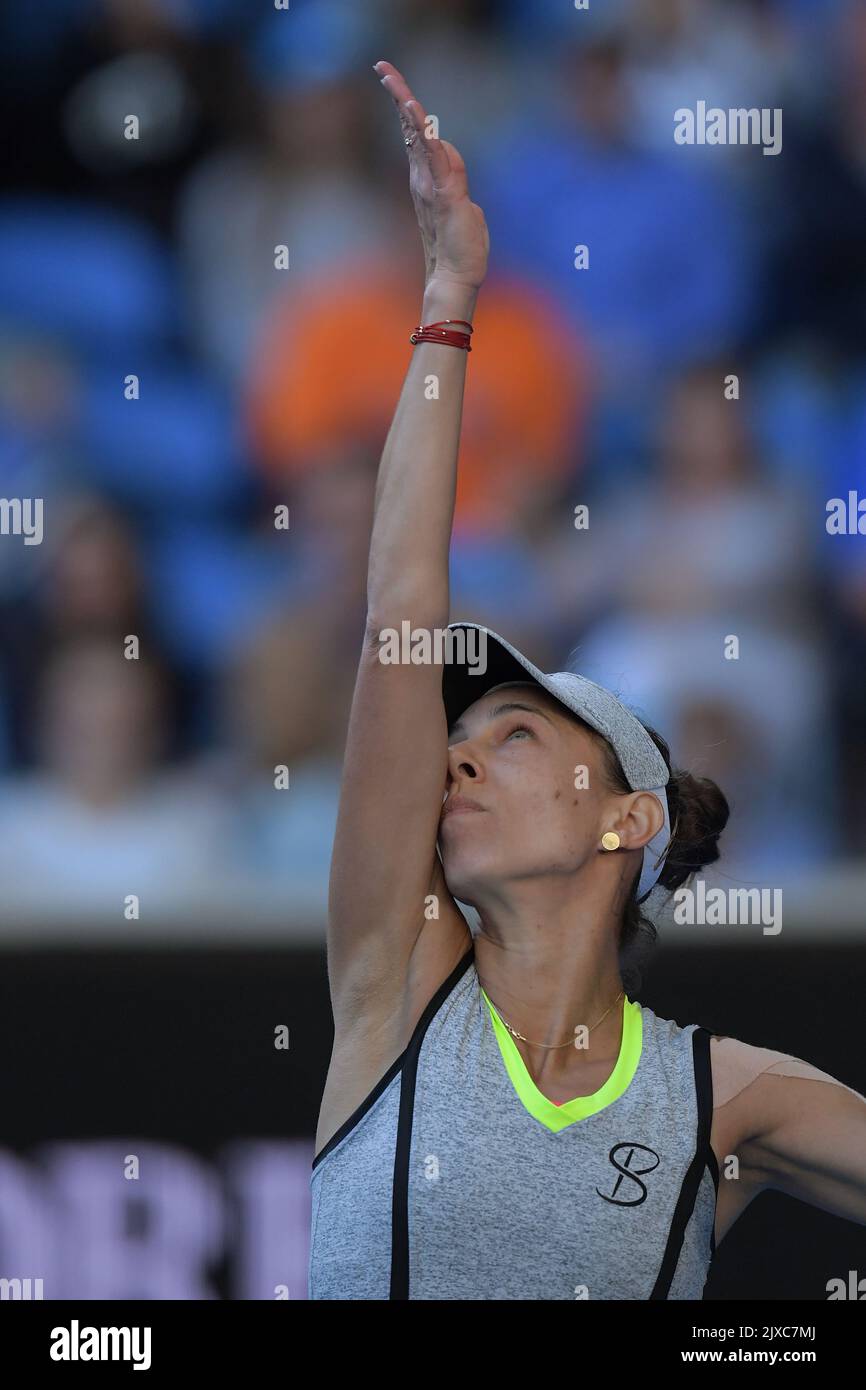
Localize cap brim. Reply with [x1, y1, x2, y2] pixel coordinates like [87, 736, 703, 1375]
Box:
[442, 623, 555, 730]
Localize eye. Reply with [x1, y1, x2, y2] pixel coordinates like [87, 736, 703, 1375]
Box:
[505, 723, 534, 741]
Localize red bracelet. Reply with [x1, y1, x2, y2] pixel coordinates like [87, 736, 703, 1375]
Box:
[424, 319, 474, 332]
[409, 318, 473, 350]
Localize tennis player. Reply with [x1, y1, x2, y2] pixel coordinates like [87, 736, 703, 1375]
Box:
[308, 61, 866, 1300]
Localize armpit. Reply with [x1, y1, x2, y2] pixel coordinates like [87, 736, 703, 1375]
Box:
[710, 1035, 866, 1110]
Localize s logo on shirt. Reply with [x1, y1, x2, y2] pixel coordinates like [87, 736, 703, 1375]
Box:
[595, 1142, 660, 1206]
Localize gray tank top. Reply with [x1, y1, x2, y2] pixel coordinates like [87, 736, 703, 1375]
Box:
[309, 945, 718, 1300]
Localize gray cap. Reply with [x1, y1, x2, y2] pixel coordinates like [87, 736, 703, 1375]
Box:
[442, 622, 671, 903]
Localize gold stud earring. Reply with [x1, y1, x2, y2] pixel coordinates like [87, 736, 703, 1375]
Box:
[601, 831, 620, 851]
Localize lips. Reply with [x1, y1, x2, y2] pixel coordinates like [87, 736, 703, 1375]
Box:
[441, 795, 486, 819]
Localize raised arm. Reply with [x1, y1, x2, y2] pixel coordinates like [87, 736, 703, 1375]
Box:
[326, 62, 489, 1031]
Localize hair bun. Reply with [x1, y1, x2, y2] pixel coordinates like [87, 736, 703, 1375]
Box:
[659, 768, 730, 890]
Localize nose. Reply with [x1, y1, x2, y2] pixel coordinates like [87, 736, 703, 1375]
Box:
[446, 736, 483, 785]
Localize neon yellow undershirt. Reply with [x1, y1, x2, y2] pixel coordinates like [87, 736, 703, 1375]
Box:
[480, 987, 643, 1134]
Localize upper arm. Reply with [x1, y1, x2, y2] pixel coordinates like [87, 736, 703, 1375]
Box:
[713, 1036, 866, 1227]
[327, 619, 471, 1028]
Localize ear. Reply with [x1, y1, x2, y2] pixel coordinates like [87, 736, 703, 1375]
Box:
[619, 791, 665, 852]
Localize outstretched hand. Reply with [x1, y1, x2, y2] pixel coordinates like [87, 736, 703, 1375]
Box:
[374, 59, 489, 293]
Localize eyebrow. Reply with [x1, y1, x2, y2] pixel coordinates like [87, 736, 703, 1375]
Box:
[448, 701, 557, 740]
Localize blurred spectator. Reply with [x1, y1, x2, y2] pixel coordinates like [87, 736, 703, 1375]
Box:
[203, 601, 352, 913]
[244, 189, 590, 542]
[0, 495, 182, 767]
[177, 1, 392, 380]
[473, 28, 755, 413]
[384, 0, 529, 167]
[757, 0, 866, 359]
[624, 0, 795, 153]
[549, 361, 818, 631]
[0, 639, 226, 916]
[574, 617, 834, 878]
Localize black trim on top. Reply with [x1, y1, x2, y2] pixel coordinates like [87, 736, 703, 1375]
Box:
[312, 1051, 404, 1174]
[706, 1128, 720, 1258]
[311, 945, 475, 1174]
[649, 1025, 716, 1299]
[389, 943, 476, 1300]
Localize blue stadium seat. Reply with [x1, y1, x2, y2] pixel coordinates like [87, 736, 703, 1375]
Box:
[0, 198, 177, 354]
[79, 361, 249, 511]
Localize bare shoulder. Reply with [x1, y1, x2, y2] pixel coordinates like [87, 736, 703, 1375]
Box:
[710, 1033, 864, 1130]
[708, 1033, 808, 1154]
[707, 1034, 783, 1245]
[314, 855, 473, 1159]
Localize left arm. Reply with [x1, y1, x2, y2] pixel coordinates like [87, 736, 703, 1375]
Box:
[732, 1062, 866, 1225]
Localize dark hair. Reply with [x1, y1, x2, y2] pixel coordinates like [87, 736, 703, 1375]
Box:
[593, 723, 730, 995]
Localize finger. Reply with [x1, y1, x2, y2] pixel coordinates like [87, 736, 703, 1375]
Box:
[438, 139, 466, 177]
[437, 138, 470, 196]
[403, 100, 453, 190]
[372, 60, 413, 105]
[374, 62, 417, 121]
[387, 101, 432, 193]
[376, 68, 427, 161]
[373, 61, 453, 190]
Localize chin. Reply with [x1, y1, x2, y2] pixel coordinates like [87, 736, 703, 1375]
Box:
[441, 847, 502, 905]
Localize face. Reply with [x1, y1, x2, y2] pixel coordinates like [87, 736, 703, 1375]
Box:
[662, 374, 748, 492]
[438, 683, 620, 905]
[40, 644, 162, 797]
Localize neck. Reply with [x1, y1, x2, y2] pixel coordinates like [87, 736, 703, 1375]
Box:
[472, 879, 627, 1089]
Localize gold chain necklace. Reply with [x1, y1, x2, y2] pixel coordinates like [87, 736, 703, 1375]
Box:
[487, 989, 625, 1049]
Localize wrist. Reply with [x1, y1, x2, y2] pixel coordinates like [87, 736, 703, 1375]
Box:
[422, 278, 480, 324]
